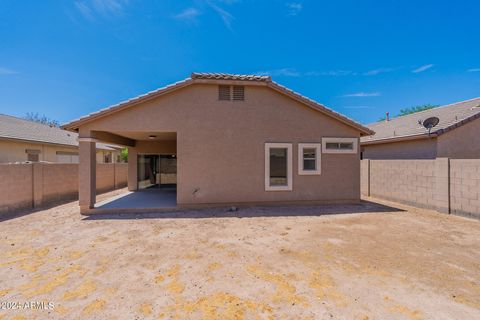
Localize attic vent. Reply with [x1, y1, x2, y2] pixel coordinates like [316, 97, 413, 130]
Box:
[232, 86, 245, 101]
[218, 85, 245, 101]
[218, 85, 231, 101]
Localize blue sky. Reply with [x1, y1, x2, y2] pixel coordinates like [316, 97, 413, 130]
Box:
[0, 0, 479, 125]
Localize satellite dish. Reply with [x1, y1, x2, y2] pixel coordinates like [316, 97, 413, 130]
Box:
[423, 116, 439, 134]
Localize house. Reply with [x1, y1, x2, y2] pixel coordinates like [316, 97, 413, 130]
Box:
[62, 73, 374, 214]
[0, 114, 121, 163]
[361, 97, 480, 159]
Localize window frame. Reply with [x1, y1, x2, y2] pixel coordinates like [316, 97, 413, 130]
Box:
[264, 143, 293, 191]
[321, 137, 358, 154]
[298, 143, 321, 175]
[25, 149, 41, 162]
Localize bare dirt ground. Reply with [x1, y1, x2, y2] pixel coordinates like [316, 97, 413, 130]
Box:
[0, 190, 479, 320]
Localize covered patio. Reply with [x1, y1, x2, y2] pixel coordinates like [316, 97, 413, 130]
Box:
[77, 130, 177, 214]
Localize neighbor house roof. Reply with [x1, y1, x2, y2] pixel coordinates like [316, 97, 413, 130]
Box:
[62, 73, 374, 136]
[361, 97, 480, 145]
[0, 114, 118, 150]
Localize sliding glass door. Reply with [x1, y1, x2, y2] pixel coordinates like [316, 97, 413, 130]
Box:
[137, 154, 177, 190]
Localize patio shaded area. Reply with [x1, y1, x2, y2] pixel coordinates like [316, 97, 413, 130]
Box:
[94, 189, 176, 212]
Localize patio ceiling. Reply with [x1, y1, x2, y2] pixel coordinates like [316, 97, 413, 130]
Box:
[107, 131, 177, 141]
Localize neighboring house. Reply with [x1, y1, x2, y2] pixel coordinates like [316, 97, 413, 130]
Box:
[361, 98, 480, 159]
[63, 73, 373, 213]
[0, 114, 121, 163]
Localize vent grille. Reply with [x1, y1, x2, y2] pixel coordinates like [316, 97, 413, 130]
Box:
[218, 85, 245, 101]
[232, 86, 245, 101]
[218, 85, 231, 101]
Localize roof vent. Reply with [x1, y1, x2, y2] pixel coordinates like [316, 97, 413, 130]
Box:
[218, 85, 231, 101]
[232, 86, 245, 101]
[218, 85, 245, 101]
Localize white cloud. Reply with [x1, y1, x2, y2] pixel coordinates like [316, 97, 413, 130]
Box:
[75, 0, 128, 20]
[75, 1, 94, 20]
[92, 0, 127, 16]
[341, 92, 381, 97]
[343, 105, 375, 109]
[307, 70, 355, 76]
[174, 8, 201, 21]
[207, 1, 234, 30]
[363, 68, 395, 76]
[412, 64, 434, 73]
[467, 68, 480, 72]
[286, 2, 303, 16]
[256, 68, 358, 77]
[0, 67, 18, 75]
[257, 68, 301, 77]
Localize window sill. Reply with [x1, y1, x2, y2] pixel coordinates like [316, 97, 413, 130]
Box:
[265, 186, 293, 191]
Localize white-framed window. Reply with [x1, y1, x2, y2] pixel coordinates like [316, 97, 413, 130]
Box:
[298, 143, 321, 175]
[265, 143, 293, 191]
[322, 137, 358, 154]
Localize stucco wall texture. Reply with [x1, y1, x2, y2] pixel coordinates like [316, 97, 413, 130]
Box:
[437, 118, 480, 159]
[361, 159, 480, 219]
[362, 138, 437, 160]
[0, 163, 127, 215]
[80, 83, 363, 205]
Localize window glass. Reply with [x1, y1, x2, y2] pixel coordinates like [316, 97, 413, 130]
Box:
[326, 142, 339, 149]
[322, 138, 357, 154]
[28, 153, 39, 162]
[339, 143, 353, 150]
[303, 148, 316, 170]
[269, 148, 287, 186]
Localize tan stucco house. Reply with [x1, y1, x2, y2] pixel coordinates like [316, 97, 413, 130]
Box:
[63, 73, 373, 214]
[361, 98, 480, 159]
[0, 114, 121, 163]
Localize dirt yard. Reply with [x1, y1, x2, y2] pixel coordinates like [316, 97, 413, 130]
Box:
[0, 191, 479, 320]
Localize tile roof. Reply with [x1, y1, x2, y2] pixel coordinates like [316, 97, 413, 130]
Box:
[191, 72, 271, 82]
[63, 72, 374, 136]
[0, 114, 117, 150]
[361, 97, 480, 144]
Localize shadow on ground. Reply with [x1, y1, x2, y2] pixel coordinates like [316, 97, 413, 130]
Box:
[0, 199, 78, 223]
[83, 200, 404, 220]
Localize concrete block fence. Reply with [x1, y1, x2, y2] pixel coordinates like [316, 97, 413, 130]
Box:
[0, 163, 127, 215]
[361, 158, 480, 219]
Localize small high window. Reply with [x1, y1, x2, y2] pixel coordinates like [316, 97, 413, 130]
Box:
[298, 143, 321, 175]
[265, 143, 292, 191]
[322, 138, 358, 154]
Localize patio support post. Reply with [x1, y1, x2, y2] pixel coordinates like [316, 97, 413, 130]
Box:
[128, 147, 138, 191]
[79, 138, 97, 214]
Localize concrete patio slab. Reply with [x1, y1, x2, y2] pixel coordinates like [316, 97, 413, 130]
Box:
[93, 189, 177, 212]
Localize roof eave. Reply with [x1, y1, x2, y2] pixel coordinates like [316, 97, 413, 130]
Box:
[361, 132, 437, 145]
[266, 82, 375, 136]
[61, 78, 195, 131]
[0, 136, 78, 148]
[435, 112, 480, 136]
[62, 75, 374, 136]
